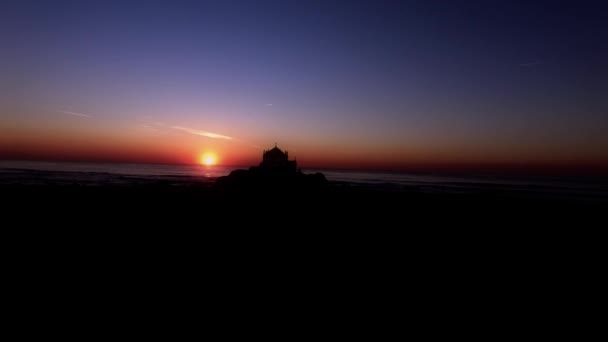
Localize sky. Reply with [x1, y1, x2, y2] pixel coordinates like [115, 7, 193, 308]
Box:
[1, 0, 607, 171]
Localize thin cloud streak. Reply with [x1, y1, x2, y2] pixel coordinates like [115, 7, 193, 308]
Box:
[172, 126, 232, 140]
[56, 110, 92, 118]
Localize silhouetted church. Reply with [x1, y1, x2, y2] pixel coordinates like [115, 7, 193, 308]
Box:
[260, 143, 297, 173]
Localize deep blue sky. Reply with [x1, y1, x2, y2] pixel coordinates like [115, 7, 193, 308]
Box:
[1, 0, 607, 168]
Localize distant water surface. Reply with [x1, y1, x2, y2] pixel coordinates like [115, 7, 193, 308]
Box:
[0, 160, 234, 186]
[1, 160, 607, 201]
[0, 160, 234, 178]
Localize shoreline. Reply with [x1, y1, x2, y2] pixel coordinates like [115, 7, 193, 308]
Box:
[2, 167, 607, 202]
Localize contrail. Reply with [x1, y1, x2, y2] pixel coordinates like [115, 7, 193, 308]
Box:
[56, 110, 92, 118]
[172, 126, 232, 140]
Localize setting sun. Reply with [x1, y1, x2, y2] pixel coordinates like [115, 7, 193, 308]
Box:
[201, 154, 216, 166]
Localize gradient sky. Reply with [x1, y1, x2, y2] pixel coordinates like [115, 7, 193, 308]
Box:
[1, 0, 607, 170]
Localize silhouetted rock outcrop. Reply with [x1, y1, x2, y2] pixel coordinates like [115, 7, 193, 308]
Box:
[214, 144, 328, 193]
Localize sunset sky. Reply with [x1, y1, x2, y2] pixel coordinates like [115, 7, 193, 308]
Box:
[1, 0, 606, 170]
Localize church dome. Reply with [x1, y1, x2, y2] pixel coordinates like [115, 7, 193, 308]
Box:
[260, 144, 296, 172]
[265, 146, 286, 158]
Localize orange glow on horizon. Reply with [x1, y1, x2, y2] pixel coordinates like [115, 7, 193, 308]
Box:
[2, 122, 607, 172]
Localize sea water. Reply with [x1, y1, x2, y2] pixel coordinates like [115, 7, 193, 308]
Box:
[1, 160, 606, 201]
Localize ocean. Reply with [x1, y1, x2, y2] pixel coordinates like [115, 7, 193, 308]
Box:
[1, 160, 607, 201]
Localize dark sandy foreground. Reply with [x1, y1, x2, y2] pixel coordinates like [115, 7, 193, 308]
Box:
[3, 170, 604, 293]
[3, 176, 605, 225]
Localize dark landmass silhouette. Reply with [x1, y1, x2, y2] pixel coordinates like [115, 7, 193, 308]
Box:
[214, 144, 328, 193]
[214, 167, 328, 193]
